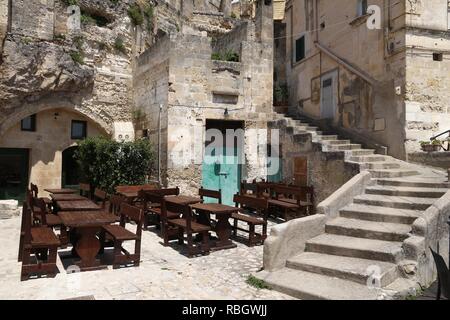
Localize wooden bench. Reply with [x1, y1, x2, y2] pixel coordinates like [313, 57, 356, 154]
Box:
[274, 185, 315, 217]
[102, 203, 144, 269]
[20, 202, 60, 281]
[231, 194, 268, 246]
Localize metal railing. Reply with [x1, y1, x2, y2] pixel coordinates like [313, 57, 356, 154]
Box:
[431, 130, 450, 151]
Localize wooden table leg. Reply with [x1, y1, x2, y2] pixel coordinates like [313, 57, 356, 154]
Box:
[212, 213, 237, 251]
[74, 226, 105, 271]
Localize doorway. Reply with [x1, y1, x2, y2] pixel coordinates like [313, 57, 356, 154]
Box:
[0, 148, 29, 201]
[320, 71, 338, 119]
[62, 146, 83, 190]
[202, 120, 244, 205]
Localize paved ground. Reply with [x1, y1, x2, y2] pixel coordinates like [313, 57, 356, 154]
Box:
[0, 215, 294, 300]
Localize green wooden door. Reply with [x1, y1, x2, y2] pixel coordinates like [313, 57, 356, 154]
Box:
[267, 156, 282, 183]
[0, 148, 29, 202]
[202, 147, 241, 205]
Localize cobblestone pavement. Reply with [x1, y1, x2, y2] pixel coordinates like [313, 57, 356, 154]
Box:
[0, 215, 294, 300]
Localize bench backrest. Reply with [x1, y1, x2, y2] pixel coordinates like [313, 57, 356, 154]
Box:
[93, 188, 108, 208]
[119, 203, 144, 237]
[199, 187, 222, 204]
[149, 187, 180, 197]
[79, 183, 91, 198]
[109, 194, 126, 215]
[233, 194, 268, 211]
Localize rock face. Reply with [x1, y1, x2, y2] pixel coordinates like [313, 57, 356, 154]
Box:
[0, 35, 95, 113]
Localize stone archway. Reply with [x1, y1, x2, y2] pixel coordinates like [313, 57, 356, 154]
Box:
[0, 98, 112, 137]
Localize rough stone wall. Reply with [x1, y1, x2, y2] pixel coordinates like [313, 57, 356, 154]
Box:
[404, 0, 450, 154]
[10, 0, 55, 40]
[273, 21, 287, 91]
[0, 0, 8, 54]
[285, 0, 408, 159]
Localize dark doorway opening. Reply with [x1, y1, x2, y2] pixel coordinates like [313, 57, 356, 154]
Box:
[62, 147, 83, 190]
[0, 148, 29, 201]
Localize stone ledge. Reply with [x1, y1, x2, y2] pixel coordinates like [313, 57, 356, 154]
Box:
[0, 200, 19, 219]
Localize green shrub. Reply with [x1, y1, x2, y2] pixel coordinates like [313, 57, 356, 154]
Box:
[230, 12, 237, 19]
[114, 37, 127, 54]
[75, 137, 156, 194]
[246, 275, 270, 290]
[70, 51, 84, 64]
[73, 35, 84, 50]
[64, 0, 79, 6]
[211, 50, 240, 62]
[81, 14, 96, 25]
[128, 4, 144, 25]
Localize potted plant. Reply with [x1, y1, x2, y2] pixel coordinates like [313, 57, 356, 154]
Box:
[420, 140, 442, 152]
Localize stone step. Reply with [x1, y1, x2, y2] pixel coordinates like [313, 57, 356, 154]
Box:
[360, 162, 402, 170]
[324, 140, 351, 145]
[349, 155, 387, 162]
[286, 252, 399, 287]
[325, 217, 411, 242]
[306, 234, 404, 263]
[327, 144, 362, 151]
[369, 169, 419, 178]
[339, 204, 421, 225]
[377, 178, 450, 189]
[353, 194, 435, 211]
[365, 185, 448, 198]
[316, 135, 339, 141]
[348, 149, 376, 156]
[255, 268, 382, 300]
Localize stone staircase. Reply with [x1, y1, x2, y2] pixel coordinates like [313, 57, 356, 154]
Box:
[258, 112, 450, 300]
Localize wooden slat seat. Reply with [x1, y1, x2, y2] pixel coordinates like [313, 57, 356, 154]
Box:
[268, 199, 300, 209]
[44, 214, 63, 227]
[231, 212, 265, 225]
[103, 225, 138, 241]
[168, 219, 211, 233]
[31, 227, 61, 247]
[149, 207, 180, 219]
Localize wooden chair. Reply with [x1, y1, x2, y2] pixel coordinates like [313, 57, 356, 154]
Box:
[145, 192, 180, 231]
[430, 247, 450, 300]
[30, 183, 52, 208]
[79, 183, 91, 199]
[109, 194, 126, 218]
[32, 196, 68, 247]
[240, 181, 258, 198]
[20, 202, 60, 281]
[137, 190, 163, 229]
[93, 188, 108, 209]
[256, 182, 274, 199]
[232, 194, 268, 246]
[102, 203, 144, 269]
[160, 198, 211, 257]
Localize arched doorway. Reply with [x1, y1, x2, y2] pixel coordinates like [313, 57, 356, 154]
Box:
[62, 146, 83, 189]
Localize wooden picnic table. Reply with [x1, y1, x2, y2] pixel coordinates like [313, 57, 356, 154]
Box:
[44, 188, 77, 195]
[58, 211, 117, 271]
[56, 200, 102, 212]
[116, 185, 160, 199]
[50, 194, 88, 202]
[165, 195, 203, 206]
[190, 203, 238, 251]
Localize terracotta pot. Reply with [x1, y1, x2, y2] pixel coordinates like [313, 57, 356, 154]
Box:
[421, 144, 441, 152]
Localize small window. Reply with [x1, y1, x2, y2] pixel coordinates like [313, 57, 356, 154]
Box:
[295, 36, 306, 63]
[21, 115, 36, 132]
[357, 0, 368, 16]
[71, 120, 87, 140]
[433, 53, 443, 61]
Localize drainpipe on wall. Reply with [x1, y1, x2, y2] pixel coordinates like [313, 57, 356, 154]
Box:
[158, 103, 162, 185]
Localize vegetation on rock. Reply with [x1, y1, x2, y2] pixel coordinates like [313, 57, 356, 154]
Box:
[114, 37, 127, 54]
[211, 50, 240, 62]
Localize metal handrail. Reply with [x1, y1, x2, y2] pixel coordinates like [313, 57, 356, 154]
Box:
[430, 130, 450, 151]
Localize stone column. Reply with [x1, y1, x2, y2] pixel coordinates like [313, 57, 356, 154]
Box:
[0, 0, 9, 54]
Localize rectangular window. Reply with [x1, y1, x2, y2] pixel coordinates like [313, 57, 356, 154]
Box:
[295, 36, 306, 63]
[21, 115, 36, 132]
[357, 0, 368, 16]
[71, 120, 87, 140]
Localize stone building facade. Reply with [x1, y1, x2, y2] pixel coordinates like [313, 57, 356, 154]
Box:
[134, 0, 274, 203]
[277, 0, 450, 160]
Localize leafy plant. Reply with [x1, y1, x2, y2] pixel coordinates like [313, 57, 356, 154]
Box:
[431, 139, 442, 146]
[70, 51, 84, 64]
[246, 275, 270, 290]
[80, 14, 96, 25]
[114, 37, 127, 54]
[128, 4, 144, 25]
[211, 50, 240, 62]
[73, 35, 84, 50]
[54, 33, 66, 41]
[75, 137, 156, 194]
[230, 12, 237, 19]
[20, 37, 32, 45]
[274, 84, 289, 102]
[64, 0, 79, 6]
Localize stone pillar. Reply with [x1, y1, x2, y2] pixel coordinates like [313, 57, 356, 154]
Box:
[254, 0, 273, 44]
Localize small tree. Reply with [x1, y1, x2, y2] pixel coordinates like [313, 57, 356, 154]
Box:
[75, 136, 155, 194]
